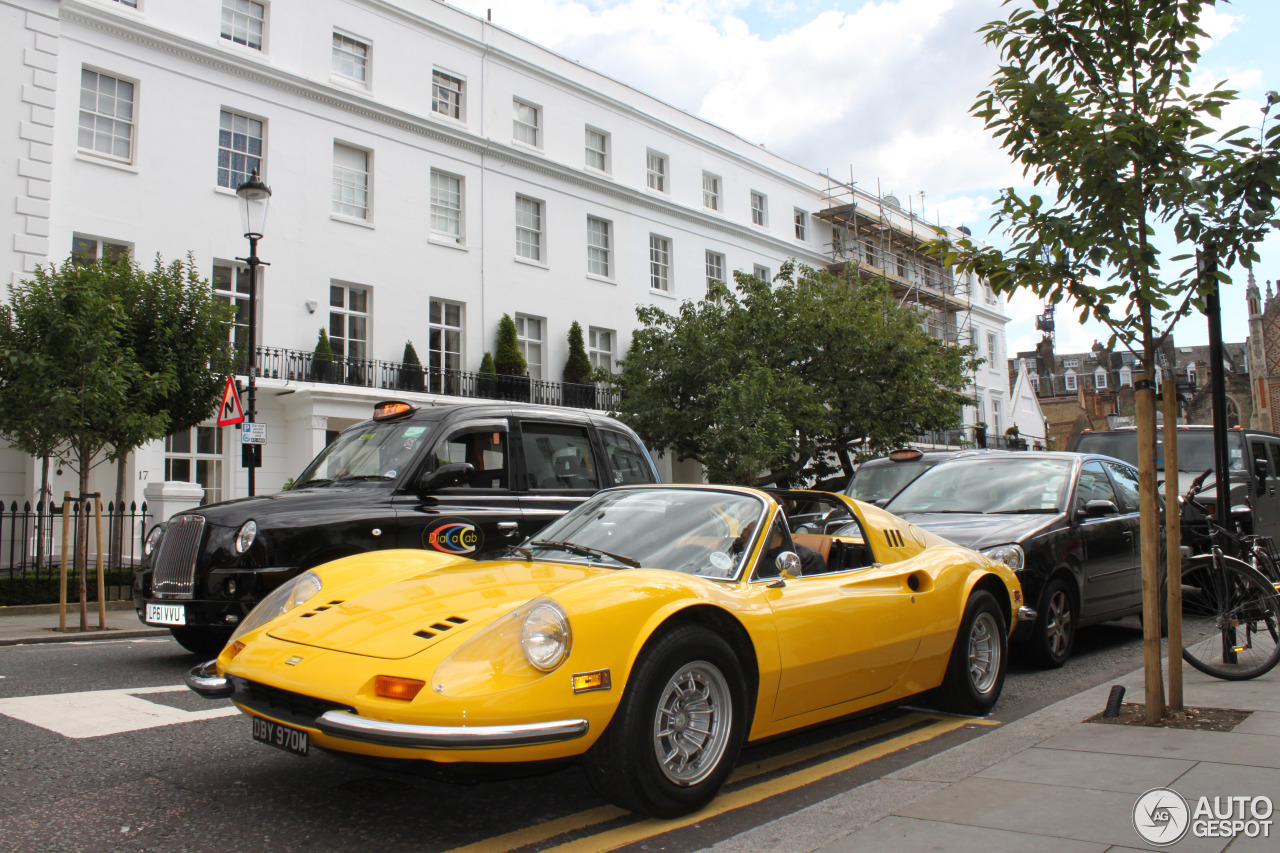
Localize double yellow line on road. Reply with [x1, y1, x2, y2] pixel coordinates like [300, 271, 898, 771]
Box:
[446, 711, 995, 853]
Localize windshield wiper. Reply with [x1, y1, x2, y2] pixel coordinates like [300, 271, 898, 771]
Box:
[988, 508, 1060, 514]
[505, 544, 533, 561]
[291, 478, 333, 488]
[332, 474, 394, 483]
[531, 540, 640, 568]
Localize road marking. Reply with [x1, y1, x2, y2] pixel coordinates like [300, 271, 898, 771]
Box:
[443, 711, 986, 853]
[0, 685, 238, 737]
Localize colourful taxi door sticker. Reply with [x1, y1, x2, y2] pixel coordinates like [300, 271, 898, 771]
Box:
[423, 518, 483, 554]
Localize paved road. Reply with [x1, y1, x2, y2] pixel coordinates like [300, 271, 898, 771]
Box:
[0, 621, 1151, 853]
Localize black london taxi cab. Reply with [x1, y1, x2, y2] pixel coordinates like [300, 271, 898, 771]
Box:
[134, 401, 660, 655]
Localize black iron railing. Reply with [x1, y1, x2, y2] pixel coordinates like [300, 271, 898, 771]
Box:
[0, 499, 151, 606]
[913, 426, 1042, 451]
[243, 347, 618, 411]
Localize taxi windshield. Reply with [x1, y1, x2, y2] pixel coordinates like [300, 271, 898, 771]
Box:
[292, 421, 434, 488]
[526, 488, 767, 580]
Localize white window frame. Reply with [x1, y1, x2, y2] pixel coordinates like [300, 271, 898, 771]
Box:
[212, 260, 253, 356]
[220, 0, 266, 51]
[217, 108, 265, 190]
[429, 170, 463, 243]
[1119, 367, 1132, 387]
[78, 68, 136, 164]
[112, 0, 139, 7]
[753, 264, 770, 282]
[588, 327, 615, 373]
[705, 250, 725, 292]
[515, 195, 544, 262]
[991, 399, 1002, 434]
[750, 191, 767, 227]
[649, 234, 671, 292]
[1065, 371, 1078, 392]
[702, 172, 721, 211]
[429, 298, 463, 376]
[329, 282, 370, 362]
[432, 69, 464, 121]
[331, 31, 370, 87]
[794, 208, 808, 241]
[1063, 358, 1079, 368]
[987, 332, 999, 369]
[513, 98, 540, 148]
[72, 233, 131, 265]
[332, 142, 371, 221]
[165, 422, 226, 506]
[514, 314, 544, 380]
[646, 150, 667, 193]
[1095, 368, 1108, 390]
[587, 216, 612, 279]
[585, 126, 609, 172]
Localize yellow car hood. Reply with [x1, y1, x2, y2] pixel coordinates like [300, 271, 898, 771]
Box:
[268, 559, 597, 660]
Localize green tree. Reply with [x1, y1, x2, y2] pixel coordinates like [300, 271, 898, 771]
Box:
[103, 255, 236, 566]
[926, 0, 1280, 722]
[563, 321, 593, 385]
[607, 264, 977, 486]
[312, 328, 334, 381]
[0, 260, 138, 627]
[494, 314, 527, 376]
[401, 340, 424, 391]
[479, 352, 496, 375]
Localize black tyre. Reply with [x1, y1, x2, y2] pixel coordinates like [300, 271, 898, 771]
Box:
[169, 626, 233, 657]
[937, 589, 1007, 715]
[1181, 555, 1280, 681]
[583, 623, 748, 818]
[1031, 577, 1076, 668]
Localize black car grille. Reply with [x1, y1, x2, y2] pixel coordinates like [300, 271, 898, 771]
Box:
[232, 677, 354, 727]
[152, 515, 206, 599]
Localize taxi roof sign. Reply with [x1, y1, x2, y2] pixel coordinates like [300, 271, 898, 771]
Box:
[887, 448, 924, 462]
[373, 400, 416, 421]
[216, 377, 245, 426]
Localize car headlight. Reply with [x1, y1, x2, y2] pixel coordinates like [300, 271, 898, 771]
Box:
[234, 520, 257, 555]
[228, 570, 322, 643]
[143, 525, 165, 557]
[980, 543, 1025, 572]
[521, 602, 572, 671]
[431, 598, 571, 697]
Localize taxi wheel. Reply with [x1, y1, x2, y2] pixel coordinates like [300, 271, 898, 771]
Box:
[169, 626, 233, 657]
[938, 589, 1007, 716]
[583, 624, 747, 818]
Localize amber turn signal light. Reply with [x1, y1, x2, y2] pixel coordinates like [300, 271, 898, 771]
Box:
[571, 669, 612, 693]
[375, 675, 426, 701]
[226, 641, 246, 660]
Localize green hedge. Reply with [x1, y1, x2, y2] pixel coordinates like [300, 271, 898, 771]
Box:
[0, 570, 134, 608]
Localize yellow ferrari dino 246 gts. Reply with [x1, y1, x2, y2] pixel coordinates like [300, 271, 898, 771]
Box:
[187, 485, 1029, 818]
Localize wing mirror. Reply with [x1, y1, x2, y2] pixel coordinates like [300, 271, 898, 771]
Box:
[420, 462, 474, 491]
[775, 550, 802, 579]
[1254, 457, 1269, 486]
[1081, 499, 1119, 517]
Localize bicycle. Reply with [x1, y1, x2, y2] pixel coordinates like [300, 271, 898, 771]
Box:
[1176, 470, 1280, 680]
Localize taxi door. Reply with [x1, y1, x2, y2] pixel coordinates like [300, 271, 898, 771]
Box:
[399, 418, 524, 557]
[760, 514, 925, 721]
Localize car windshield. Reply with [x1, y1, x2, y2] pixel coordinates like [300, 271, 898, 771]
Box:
[292, 420, 435, 488]
[887, 457, 1075, 514]
[846, 460, 935, 503]
[525, 488, 767, 580]
[1075, 431, 1245, 473]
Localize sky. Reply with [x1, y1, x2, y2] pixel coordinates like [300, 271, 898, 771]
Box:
[448, 0, 1280, 357]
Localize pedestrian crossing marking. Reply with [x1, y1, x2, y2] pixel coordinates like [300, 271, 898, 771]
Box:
[0, 685, 238, 738]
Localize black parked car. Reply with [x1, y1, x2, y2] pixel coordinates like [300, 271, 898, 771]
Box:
[883, 451, 1153, 667]
[134, 401, 660, 655]
[844, 448, 999, 505]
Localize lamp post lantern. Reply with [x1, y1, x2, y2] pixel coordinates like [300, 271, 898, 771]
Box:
[235, 169, 271, 496]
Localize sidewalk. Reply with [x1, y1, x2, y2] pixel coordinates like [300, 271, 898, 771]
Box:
[706, 664, 1280, 853]
[0, 601, 167, 645]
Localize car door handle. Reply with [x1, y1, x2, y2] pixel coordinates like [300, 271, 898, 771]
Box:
[498, 522, 519, 537]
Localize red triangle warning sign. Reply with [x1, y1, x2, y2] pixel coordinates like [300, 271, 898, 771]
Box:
[216, 377, 245, 426]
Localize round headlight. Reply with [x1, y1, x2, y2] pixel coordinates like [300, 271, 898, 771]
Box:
[229, 571, 323, 643]
[980, 543, 1025, 572]
[143, 525, 165, 557]
[520, 602, 571, 672]
[234, 520, 258, 555]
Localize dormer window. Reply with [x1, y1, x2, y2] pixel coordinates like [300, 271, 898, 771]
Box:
[1065, 371, 1078, 392]
[1119, 367, 1132, 387]
[1095, 368, 1107, 390]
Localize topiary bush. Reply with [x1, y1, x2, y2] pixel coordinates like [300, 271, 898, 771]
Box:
[494, 314, 527, 376]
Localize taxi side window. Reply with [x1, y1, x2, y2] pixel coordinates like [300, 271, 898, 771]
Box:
[1252, 441, 1273, 477]
[1076, 461, 1119, 512]
[1104, 461, 1141, 513]
[437, 428, 508, 490]
[522, 423, 600, 490]
[601, 429, 654, 485]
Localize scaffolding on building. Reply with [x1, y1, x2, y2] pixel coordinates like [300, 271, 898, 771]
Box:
[813, 171, 974, 350]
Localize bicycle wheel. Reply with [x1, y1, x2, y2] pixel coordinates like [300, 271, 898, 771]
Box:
[1180, 555, 1280, 680]
[1247, 539, 1280, 586]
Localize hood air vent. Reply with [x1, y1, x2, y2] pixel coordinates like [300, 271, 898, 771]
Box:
[415, 615, 468, 639]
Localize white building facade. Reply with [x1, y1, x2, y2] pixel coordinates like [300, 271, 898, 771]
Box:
[2, 0, 1006, 508]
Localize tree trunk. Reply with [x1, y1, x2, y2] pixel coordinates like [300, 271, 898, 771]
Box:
[35, 454, 50, 568]
[113, 453, 128, 573]
[77, 444, 91, 632]
[1137, 365, 1165, 725]
[1163, 380, 1183, 712]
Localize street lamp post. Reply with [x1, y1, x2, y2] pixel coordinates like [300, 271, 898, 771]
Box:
[235, 169, 271, 497]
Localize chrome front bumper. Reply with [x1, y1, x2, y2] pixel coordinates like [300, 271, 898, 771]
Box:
[1017, 605, 1038, 623]
[185, 661, 590, 749]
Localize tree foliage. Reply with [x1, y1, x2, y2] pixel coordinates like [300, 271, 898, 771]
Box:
[606, 264, 978, 486]
[563, 321, 592, 384]
[494, 313, 527, 376]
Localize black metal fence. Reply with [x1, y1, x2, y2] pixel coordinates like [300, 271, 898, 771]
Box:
[914, 426, 1044, 451]
[248, 347, 618, 411]
[0, 499, 151, 607]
